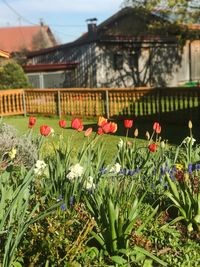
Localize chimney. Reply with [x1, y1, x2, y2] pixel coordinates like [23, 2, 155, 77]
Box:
[86, 18, 97, 38]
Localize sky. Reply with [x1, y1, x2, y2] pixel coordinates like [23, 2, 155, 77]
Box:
[0, 0, 124, 44]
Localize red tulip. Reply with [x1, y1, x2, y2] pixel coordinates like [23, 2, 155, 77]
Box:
[97, 127, 104, 135]
[102, 122, 117, 134]
[85, 127, 93, 137]
[59, 120, 67, 128]
[109, 122, 118, 133]
[148, 143, 157, 152]
[153, 122, 161, 134]
[28, 116, 36, 128]
[124, 119, 133, 129]
[98, 116, 108, 127]
[77, 125, 84, 132]
[71, 118, 83, 131]
[102, 122, 111, 133]
[40, 125, 51, 136]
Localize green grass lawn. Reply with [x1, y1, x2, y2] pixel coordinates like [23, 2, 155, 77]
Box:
[1, 115, 200, 163]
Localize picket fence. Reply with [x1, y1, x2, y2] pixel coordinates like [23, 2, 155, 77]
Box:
[0, 87, 200, 123]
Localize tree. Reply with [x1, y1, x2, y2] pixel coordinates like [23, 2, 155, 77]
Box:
[0, 62, 31, 89]
[123, 0, 200, 23]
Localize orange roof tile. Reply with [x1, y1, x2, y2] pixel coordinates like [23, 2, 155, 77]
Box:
[0, 25, 56, 53]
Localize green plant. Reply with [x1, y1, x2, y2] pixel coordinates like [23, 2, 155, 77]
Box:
[0, 123, 38, 170]
[165, 172, 200, 232]
[0, 62, 31, 89]
[84, 176, 166, 266]
[0, 167, 60, 267]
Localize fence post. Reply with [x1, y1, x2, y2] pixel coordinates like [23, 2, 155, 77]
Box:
[22, 90, 27, 117]
[57, 90, 61, 118]
[105, 90, 110, 119]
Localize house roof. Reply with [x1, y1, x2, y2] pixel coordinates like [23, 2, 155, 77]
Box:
[26, 7, 200, 58]
[0, 49, 10, 58]
[0, 25, 57, 53]
[23, 62, 78, 72]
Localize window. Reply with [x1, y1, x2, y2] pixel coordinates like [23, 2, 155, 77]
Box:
[128, 53, 138, 69]
[113, 53, 123, 70]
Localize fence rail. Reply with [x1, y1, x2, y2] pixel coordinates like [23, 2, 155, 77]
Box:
[1, 87, 200, 123]
[0, 89, 25, 116]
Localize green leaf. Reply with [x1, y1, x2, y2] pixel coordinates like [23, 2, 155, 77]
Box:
[165, 174, 180, 201]
[143, 259, 153, 267]
[111, 255, 127, 265]
[134, 246, 168, 267]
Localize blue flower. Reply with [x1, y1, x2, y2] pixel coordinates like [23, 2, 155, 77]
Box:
[188, 163, 193, 174]
[70, 196, 75, 207]
[195, 164, 200, 171]
[60, 203, 66, 211]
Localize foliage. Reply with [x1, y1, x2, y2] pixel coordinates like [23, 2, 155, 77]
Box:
[0, 62, 31, 89]
[0, 123, 38, 170]
[123, 0, 200, 23]
[0, 119, 199, 266]
[0, 167, 60, 267]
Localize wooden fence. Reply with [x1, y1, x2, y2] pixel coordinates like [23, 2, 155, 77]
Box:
[1, 87, 200, 123]
[0, 89, 25, 116]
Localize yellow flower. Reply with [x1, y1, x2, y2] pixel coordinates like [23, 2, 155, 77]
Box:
[9, 147, 17, 160]
[175, 164, 183, 171]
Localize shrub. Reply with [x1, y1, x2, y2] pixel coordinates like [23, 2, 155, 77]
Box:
[0, 123, 38, 170]
[0, 62, 30, 89]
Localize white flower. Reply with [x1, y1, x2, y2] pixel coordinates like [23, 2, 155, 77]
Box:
[66, 163, 84, 180]
[182, 136, 196, 146]
[50, 127, 55, 137]
[84, 176, 95, 190]
[118, 138, 124, 149]
[110, 163, 121, 174]
[34, 160, 47, 176]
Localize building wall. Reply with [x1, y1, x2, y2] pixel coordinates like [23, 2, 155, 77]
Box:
[28, 39, 200, 88]
[28, 43, 97, 88]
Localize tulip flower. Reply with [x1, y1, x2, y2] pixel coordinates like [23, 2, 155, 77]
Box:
[85, 127, 93, 137]
[124, 119, 133, 129]
[188, 120, 192, 129]
[148, 143, 157, 152]
[71, 118, 83, 131]
[98, 116, 107, 127]
[153, 122, 161, 134]
[97, 127, 104, 135]
[145, 131, 150, 140]
[28, 116, 36, 128]
[102, 122, 111, 133]
[40, 125, 51, 136]
[134, 128, 138, 137]
[59, 120, 67, 128]
[77, 125, 84, 132]
[102, 122, 117, 134]
[109, 122, 117, 133]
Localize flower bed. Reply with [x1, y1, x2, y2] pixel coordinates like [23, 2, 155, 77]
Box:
[0, 117, 199, 266]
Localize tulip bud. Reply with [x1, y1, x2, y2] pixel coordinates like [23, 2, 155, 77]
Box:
[145, 131, 150, 140]
[160, 141, 165, 149]
[188, 120, 192, 129]
[134, 128, 138, 137]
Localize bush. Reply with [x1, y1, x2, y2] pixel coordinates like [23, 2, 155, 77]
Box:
[0, 62, 30, 89]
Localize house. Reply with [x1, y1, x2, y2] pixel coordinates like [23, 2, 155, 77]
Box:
[0, 25, 57, 53]
[26, 7, 200, 88]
